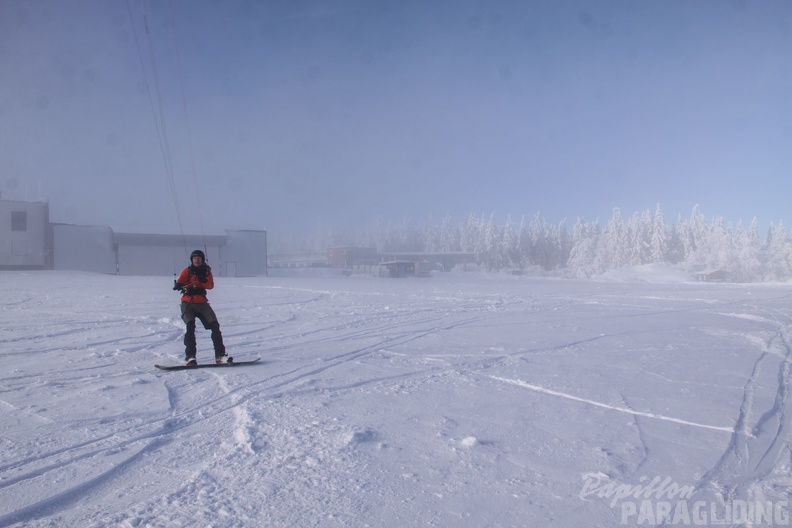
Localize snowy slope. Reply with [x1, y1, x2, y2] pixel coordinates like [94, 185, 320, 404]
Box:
[1, 270, 791, 527]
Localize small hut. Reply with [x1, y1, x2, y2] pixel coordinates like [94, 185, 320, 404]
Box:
[378, 260, 415, 278]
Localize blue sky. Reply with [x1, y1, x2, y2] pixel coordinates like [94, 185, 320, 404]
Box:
[1, 0, 790, 235]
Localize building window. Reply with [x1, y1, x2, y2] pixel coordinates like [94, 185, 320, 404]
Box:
[11, 211, 27, 231]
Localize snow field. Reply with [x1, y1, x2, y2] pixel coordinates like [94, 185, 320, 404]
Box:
[1, 270, 792, 527]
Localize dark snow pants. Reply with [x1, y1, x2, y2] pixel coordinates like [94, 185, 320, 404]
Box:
[180, 301, 226, 359]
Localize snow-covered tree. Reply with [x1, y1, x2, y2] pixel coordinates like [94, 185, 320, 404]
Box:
[650, 204, 668, 263]
[626, 211, 651, 265]
[483, 213, 503, 271]
[460, 213, 479, 254]
[765, 222, 792, 280]
[567, 218, 602, 277]
[423, 215, 440, 253]
[688, 205, 708, 258]
[556, 219, 570, 269]
[600, 208, 628, 269]
[502, 215, 520, 269]
[439, 213, 459, 252]
[289, 203, 790, 283]
[665, 223, 685, 264]
[517, 216, 529, 269]
[731, 219, 763, 281]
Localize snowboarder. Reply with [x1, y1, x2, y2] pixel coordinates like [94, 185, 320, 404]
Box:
[173, 249, 231, 366]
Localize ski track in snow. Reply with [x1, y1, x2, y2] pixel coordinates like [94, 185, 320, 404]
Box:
[488, 375, 735, 433]
[1, 271, 792, 527]
[679, 309, 792, 528]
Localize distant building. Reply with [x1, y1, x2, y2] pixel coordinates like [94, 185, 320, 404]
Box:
[328, 246, 378, 268]
[377, 260, 435, 278]
[694, 268, 732, 283]
[53, 225, 267, 276]
[376, 251, 476, 272]
[1, 198, 267, 276]
[328, 246, 475, 275]
[0, 199, 51, 269]
[379, 260, 416, 278]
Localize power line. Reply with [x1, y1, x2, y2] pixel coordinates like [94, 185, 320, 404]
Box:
[168, 0, 206, 242]
[125, 0, 191, 254]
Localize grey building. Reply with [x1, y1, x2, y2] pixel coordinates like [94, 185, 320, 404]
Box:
[0, 199, 51, 269]
[53, 225, 267, 277]
[2, 199, 267, 276]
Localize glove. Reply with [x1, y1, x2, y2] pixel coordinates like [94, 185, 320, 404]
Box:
[173, 281, 184, 291]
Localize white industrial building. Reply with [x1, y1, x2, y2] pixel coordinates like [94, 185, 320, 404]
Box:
[0, 199, 52, 269]
[1, 199, 267, 276]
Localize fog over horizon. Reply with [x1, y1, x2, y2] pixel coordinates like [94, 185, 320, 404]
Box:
[1, 0, 790, 237]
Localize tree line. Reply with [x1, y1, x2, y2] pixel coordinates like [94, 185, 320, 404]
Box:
[311, 205, 792, 282]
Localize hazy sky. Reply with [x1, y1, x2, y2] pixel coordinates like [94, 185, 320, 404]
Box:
[1, 0, 790, 235]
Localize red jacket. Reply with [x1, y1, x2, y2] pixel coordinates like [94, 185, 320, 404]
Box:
[176, 266, 214, 303]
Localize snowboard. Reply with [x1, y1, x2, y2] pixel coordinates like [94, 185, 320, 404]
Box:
[155, 358, 261, 371]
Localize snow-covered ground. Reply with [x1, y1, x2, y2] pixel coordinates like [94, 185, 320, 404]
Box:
[2, 268, 792, 527]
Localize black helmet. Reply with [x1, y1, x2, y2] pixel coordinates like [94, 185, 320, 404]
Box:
[190, 249, 205, 263]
